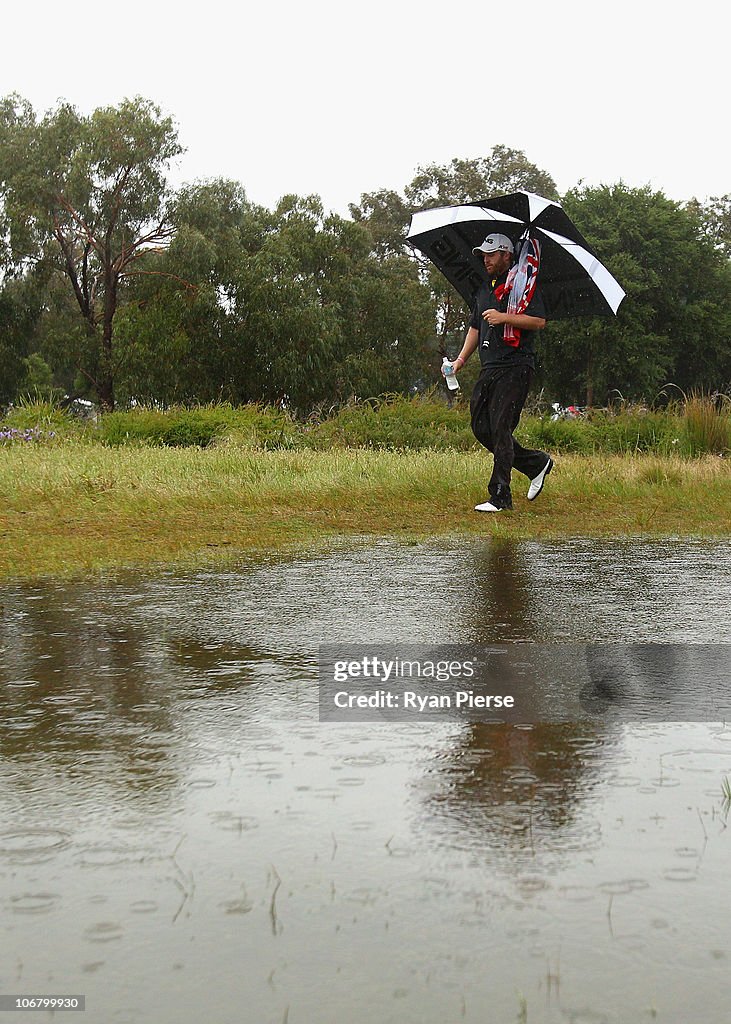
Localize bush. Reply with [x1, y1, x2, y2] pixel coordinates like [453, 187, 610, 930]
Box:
[1, 398, 79, 433]
[97, 404, 299, 449]
[303, 394, 476, 451]
[520, 416, 594, 454]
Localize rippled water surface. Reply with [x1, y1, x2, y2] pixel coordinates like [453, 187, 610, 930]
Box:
[1, 538, 730, 1023]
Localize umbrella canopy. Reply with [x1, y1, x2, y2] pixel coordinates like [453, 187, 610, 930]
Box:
[406, 191, 625, 320]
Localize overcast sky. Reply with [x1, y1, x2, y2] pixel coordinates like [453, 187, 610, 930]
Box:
[3, 0, 727, 215]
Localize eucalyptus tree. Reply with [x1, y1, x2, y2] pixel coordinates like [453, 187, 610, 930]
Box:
[686, 194, 731, 259]
[543, 184, 731, 404]
[236, 194, 433, 410]
[0, 94, 182, 409]
[0, 282, 32, 403]
[112, 179, 272, 405]
[114, 185, 434, 409]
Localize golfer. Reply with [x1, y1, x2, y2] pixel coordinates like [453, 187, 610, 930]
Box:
[444, 233, 553, 512]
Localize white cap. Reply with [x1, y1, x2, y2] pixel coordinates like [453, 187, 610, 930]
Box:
[472, 233, 514, 255]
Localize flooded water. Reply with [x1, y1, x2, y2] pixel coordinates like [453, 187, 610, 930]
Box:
[1, 537, 730, 1024]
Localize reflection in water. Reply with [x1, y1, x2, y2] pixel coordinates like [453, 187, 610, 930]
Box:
[468, 539, 538, 638]
[1, 538, 731, 1024]
[419, 723, 610, 865]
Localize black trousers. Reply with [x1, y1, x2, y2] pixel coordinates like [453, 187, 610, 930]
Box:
[470, 364, 548, 498]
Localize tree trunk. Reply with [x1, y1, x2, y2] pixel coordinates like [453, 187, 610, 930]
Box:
[586, 348, 594, 408]
[96, 370, 115, 412]
[98, 272, 118, 411]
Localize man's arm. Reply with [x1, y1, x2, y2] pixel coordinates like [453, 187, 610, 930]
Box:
[449, 326, 479, 372]
[483, 310, 546, 330]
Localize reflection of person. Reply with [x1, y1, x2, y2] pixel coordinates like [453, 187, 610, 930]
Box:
[444, 233, 553, 512]
[416, 721, 608, 862]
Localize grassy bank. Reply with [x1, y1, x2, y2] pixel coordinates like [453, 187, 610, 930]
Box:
[3, 392, 731, 456]
[1, 444, 729, 580]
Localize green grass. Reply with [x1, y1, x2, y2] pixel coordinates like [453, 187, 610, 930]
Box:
[4, 393, 729, 456]
[97, 403, 301, 448]
[1, 443, 729, 580]
[2, 394, 729, 580]
[683, 393, 731, 456]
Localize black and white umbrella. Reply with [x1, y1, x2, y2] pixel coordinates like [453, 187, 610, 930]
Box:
[406, 191, 625, 319]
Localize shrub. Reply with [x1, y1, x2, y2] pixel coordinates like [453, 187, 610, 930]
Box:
[96, 403, 301, 449]
[304, 394, 476, 451]
[1, 398, 78, 434]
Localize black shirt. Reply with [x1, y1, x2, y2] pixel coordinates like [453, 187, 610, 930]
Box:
[470, 272, 547, 370]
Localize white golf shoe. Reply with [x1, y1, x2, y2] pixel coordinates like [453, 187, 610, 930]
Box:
[474, 500, 504, 512]
[527, 458, 553, 501]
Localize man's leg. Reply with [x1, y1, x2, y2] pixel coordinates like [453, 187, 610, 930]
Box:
[470, 373, 512, 511]
[469, 374, 493, 453]
[486, 366, 532, 500]
[506, 368, 552, 492]
[513, 439, 550, 482]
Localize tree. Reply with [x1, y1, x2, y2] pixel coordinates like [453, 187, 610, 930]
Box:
[542, 184, 731, 404]
[112, 179, 271, 405]
[0, 94, 182, 409]
[351, 146, 559, 257]
[0, 284, 31, 404]
[686, 194, 731, 259]
[237, 194, 433, 410]
[112, 185, 434, 410]
[404, 147, 559, 210]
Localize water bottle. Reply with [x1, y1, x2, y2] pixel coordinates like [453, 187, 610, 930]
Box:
[442, 357, 460, 392]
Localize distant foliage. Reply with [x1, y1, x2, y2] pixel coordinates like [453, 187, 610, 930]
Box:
[2, 95, 730, 411]
[96, 404, 297, 448]
[542, 184, 731, 405]
[0, 94, 182, 410]
[112, 187, 435, 412]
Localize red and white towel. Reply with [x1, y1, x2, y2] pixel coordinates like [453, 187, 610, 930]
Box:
[494, 236, 541, 347]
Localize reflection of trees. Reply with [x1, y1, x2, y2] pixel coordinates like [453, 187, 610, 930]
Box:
[1, 582, 178, 807]
[0, 578, 286, 807]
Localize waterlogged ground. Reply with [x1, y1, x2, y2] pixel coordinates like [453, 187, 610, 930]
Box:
[1, 538, 731, 1024]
